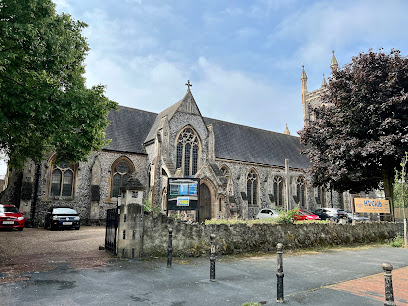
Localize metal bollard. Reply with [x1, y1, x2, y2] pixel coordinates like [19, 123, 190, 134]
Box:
[167, 228, 173, 268]
[210, 234, 216, 281]
[382, 263, 396, 306]
[276, 243, 284, 303]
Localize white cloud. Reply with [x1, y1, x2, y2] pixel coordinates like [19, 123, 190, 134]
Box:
[271, 0, 408, 67]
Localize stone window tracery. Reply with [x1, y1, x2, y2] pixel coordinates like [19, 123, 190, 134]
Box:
[176, 127, 200, 177]
[50, 161, 75, 197]
[296, 176, 306, 208]
[246, 169, 258, 206]
[273, 176, 284, 206]
[110, 157, 135, 198]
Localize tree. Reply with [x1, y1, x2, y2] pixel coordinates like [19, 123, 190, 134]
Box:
[0, 0, 117, 168]
[393, 153, 408, 209]
[299, 49, 408, 201]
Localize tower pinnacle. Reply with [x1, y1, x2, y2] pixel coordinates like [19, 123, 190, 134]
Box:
[330, 50, 338, 71]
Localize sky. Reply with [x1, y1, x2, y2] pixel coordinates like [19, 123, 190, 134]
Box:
[2, 0, 408, 178]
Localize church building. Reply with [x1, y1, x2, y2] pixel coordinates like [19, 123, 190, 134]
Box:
[1, 53, 349, 225]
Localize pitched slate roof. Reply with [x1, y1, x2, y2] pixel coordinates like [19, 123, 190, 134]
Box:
[144, 100, 182, 144]
[204, 118, 310, 169]
[104, 105, 157, 153]
[104, 105, 310, 169]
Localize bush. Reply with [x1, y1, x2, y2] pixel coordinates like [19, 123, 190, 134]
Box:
[143, 200, 161, 215]
[390, 235, 404, 247]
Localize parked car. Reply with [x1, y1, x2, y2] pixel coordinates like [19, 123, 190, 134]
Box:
[256, 208, 280, 220]
[294, 210, 321, 221]
[0, 204, 25, 231]
[345, 212, 369, 223]
[44, 207, 80, 230]
[312, 208, 348, 221]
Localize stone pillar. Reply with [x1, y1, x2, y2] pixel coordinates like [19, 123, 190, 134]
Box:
[285, 159, 290, 212]
[117, 175, 145, 258]
[90, 158, 101, 220]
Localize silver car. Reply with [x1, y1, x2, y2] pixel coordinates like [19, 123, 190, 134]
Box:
[256, 208, 280, 220]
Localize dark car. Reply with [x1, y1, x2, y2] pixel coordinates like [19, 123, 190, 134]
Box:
[345, 212, 369, 223]
[44, 207, 80, 230]
[312, 208, 348, 221]
[0, 204, 25, 231]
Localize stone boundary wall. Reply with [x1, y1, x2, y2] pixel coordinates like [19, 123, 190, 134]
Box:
[140, 211, 400, 257]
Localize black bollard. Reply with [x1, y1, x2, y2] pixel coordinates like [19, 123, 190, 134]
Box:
[167, 228, 173, 268]
[276, 243, 284, 303]
[210, 234, 216, 281]
[382, 263, 396, 306]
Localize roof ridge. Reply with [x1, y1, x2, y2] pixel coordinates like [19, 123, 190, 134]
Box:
[204, 117, 300, 138]
[117, 104, 158, 115]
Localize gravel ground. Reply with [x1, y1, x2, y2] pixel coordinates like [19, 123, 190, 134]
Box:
[0, 226, 112, 283]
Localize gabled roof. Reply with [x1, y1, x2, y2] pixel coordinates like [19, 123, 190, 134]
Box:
[104, 105, 157, 153]
[144, 90, 201, 144]
[204, 118, 310, 169]
[104, 105, 310, 169]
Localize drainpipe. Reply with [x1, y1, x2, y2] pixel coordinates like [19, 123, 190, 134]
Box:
[31, 164, 41, 227]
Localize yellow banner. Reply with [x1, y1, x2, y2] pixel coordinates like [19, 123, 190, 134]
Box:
[354, 198, 390, 213]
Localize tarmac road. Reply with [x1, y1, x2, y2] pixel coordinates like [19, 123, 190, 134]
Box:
[1, 228, 408, 305]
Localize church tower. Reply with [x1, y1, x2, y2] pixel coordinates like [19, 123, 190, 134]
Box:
[301, 51, 338, 127]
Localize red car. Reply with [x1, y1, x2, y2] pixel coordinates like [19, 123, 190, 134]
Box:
[294, 210, 321, 221]
[0, 204, 25, 231]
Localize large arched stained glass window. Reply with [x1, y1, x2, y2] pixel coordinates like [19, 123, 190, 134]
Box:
[110, 157, 134, 198]
[246, 169, 258, 206]
[176, 127, 200, 177]
[273, 176, 284, 206]
[296, 176, 306, 208]
[50, 160, 75, 197]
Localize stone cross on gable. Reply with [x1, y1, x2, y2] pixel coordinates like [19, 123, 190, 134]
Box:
[185, 80, 192, 90]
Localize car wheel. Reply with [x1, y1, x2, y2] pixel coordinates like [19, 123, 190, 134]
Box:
[75, 227, 80, 230]
[17, 227, 24, 231]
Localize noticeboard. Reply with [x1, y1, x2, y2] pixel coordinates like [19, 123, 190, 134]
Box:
[354, 198, 391, 214]
[167, 178, 200, 211]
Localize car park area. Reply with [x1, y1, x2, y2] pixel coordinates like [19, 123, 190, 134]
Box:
[0, 226, 110, 283]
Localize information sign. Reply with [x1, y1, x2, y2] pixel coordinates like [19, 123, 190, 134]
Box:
[354, 198, 390, 214]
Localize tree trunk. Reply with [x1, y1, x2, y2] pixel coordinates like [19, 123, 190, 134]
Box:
[382, 169, 394, 221]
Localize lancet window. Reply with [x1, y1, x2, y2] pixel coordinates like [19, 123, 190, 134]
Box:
[273, 176, 284, 206]
[246, 169, 258, 206]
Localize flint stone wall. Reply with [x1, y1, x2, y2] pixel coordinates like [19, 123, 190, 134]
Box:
[142, 212, 399, 257]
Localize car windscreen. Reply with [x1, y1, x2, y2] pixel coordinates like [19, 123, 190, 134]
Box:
[52, 208, 78, 215]
[0, 206, 19, 213]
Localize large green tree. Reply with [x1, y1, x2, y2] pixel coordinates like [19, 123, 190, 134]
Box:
[0, 0, 117, 168]
[299, 49, 408, 200]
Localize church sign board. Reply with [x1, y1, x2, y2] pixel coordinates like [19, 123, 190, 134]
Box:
[354, 198, 390, 214]
[167, 178, 200, 211]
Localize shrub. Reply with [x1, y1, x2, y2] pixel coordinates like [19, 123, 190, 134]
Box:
[390, 235, 404, 247]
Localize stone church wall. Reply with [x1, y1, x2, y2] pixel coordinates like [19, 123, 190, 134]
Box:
[30, 151, 148, 225]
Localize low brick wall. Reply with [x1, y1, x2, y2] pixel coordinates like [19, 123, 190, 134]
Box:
[142, 212, 400, 257]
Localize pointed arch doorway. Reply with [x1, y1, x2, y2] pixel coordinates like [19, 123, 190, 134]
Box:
[199, 183, 212, 222]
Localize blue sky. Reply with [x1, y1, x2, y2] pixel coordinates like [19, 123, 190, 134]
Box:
[2, 0, 408, 178]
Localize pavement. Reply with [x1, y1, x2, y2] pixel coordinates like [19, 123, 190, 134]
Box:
[1, 239, 408, 306]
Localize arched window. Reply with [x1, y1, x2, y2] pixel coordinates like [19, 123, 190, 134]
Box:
[246, 169, 258, 206]
[176, 127, 200, 177]
[220, 165, 234, 196]
[110, 157, 134, 198]
[317, 187, 326, 207]
[50, 160, 76, 197]
[296, 176, 306, 208]
[273, 176, 284, 206]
